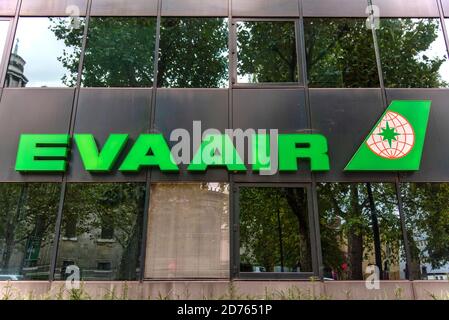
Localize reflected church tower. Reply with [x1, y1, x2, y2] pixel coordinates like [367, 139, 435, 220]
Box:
[5, 39, 28, 87]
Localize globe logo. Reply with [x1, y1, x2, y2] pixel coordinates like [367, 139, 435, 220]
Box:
[366, 111, 415, 159]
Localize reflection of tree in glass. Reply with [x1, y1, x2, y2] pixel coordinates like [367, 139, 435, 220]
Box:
[378, 19, 448, 88]
[239, 187, 311, 273]
[305, 18, 448, 88]
[48, 18, 85, 87]
[237, 21, 298, 83]
[62, 183, 145, 280]
[401, 183, 449, 279]
[159, 18, 228, 88]
[317, 183, 402, 280]
[0, 184, 60, 277]
[304, 18, 379, 88]
[51, 17, 229, 88]
[51, 17, 156, 87]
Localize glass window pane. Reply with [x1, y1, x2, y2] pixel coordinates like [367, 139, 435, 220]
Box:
[304, 18, 379, 88]
[6, 17, 84, 88]
[0, 183, 60, 281]
[0, 20, 10, 64]
[82, 17, 157, 87]
[55, 183, 146, 281]
[401, 183, 449, 280]
[145, 183, 229, 278]
[318, 183, 406, 280]
[237, 21, 298, 84]
[378, 18, 449, 88]
[158, 18, 228, 88]
[239, 187, 312, 273]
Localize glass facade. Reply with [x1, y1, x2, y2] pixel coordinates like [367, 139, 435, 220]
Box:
[377, 18, 449, 88]
[304, 18, 379, 88]
[401, 183, 449, 280]
[1, 16, 448, 89]
[239, 187, 312, 273]
[0, 1, 449, 285]
[0, 20, 9, 62]
[317, 183, 405, 280]
[236, 21, 298, 83]
[82, 17, 157, 87]
[158, 18, 228, 88]
[6, 17, 84, 88]
[0, 184, 60, 280]
[54, 183, 146, 281]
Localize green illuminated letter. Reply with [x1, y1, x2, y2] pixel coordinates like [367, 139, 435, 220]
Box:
[119, 134, 178, 172]
[15, 134, 70, 172]
[74, 134, 128, 172]
[188, 134, 246, 172]
[278, 134, 330, 171]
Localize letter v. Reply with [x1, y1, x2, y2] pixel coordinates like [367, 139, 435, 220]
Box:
[74, 134, 128, 172]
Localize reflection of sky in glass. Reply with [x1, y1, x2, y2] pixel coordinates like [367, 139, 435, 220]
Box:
[12, 17, 81, 87]
[419, 19, 449, 85]
[380, 18, 449, 88]
[236, 21, 252, 83]
[0, 21, 9, 63]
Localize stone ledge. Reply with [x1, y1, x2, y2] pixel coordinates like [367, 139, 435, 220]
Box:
[0, 280, 448, 300]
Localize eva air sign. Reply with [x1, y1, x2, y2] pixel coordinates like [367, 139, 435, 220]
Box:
[14, 100, 431, 174]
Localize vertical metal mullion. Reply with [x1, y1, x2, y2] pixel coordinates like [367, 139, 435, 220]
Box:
[0, 0, 22, 100]
[306, 183, 319, 278]
[229, 22, 237, 86]
[231, 184, 240, 279]
[437, 0, 449, 63]
[395, 179, 413, 280]
[49, 0, 93, 282]
[139, 178, 152, 281]
[139, 0, 162, 282]
[227, 0, 236, 281]
[367, 0, 387, 106]
[298, 0, 323, 279]
[49, 183, 67, 282]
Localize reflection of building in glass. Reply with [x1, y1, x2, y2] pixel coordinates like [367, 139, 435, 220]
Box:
[5, 40, 28, 87]
[416, 236, 449, 280]
[399, 236, 449, 280]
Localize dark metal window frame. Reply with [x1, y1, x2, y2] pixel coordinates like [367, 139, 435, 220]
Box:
[231, 182, 318, 280]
